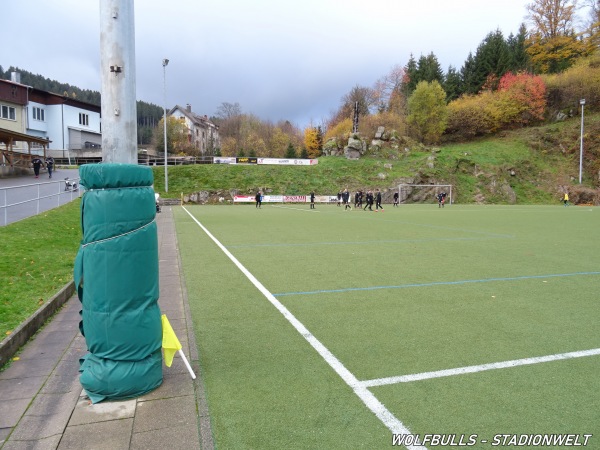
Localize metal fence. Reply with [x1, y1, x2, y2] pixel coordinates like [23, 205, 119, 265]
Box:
[1, 178, 82, 226]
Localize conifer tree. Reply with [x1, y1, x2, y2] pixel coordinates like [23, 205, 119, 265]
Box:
[507, 24, 531, 72]
[444, 65, 462, 102]
[416, 52, 445, 85]
[473, 29, 511, 91]
[460, 52, 478, 94]
[285, 143, 296, 158]
[402, 54, 418, 97]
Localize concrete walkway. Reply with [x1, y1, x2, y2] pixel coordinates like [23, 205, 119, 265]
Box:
[0, 206, 213, 450]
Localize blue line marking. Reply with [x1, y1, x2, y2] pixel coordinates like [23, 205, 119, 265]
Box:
[273, 271, 600, 297]
[227, 236, 509, 249]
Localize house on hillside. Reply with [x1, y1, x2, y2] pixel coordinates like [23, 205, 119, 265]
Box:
[0, 74, 101, 157]
[169, 104, 220, 156]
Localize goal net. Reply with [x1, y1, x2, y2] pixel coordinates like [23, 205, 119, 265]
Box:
[398, 184, 453, 205]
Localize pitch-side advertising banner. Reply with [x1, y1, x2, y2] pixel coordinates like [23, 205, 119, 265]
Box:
[213, 157, 237, 164]
[233, 195, 338, 203]
[256, 158, 318, 166]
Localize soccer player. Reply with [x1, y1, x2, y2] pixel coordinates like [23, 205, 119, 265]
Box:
[364, 191, 373, 211]
[342, 188, 351, 210]
[255, 191, 262, 208]
[375, 189, 383, 211]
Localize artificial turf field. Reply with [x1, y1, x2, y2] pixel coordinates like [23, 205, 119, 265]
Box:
[173, 203, 599, 449]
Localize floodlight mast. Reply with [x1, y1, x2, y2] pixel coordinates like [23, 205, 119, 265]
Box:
[579, 99, 585, 184]
[163, 59, 169, 193]
[99, 0, 137, 164]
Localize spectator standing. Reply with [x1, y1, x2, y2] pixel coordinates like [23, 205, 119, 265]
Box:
[32, 157, 43, 178]
[310, 191, 316, 209]
[45, 156, 55, 179]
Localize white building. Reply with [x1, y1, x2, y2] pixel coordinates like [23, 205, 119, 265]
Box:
[169, 104, 220, 156]
[0, 75, 102, 157]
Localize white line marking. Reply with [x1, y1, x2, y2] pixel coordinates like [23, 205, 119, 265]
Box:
[271, 205, 320, 212]
[361, 348, 600, 388]
[182, 206, 425, 449]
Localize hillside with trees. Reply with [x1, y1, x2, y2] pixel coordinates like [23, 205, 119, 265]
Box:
[2, 0, 599, 197]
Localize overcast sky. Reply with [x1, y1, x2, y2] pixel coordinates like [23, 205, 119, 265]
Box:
[3, 0, 533, 128]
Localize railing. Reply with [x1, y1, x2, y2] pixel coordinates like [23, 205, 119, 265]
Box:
[1, 178, 82, 226]
[50, 155, 216, 166]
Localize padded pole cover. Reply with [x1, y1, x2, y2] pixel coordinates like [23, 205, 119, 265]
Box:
[74, 163, 162, 403]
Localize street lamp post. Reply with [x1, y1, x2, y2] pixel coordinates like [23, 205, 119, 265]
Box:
[579, 99, 585, 184]
[162, 58, 169, 193]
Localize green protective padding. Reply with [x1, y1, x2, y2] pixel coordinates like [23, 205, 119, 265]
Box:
[75, 163, 163, 403]
[79, 349, 163, 404]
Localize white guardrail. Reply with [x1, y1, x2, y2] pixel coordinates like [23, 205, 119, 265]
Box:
[1, 178, 82, 226]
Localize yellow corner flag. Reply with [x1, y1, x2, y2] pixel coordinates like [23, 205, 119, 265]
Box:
[162, 314, 182, 367]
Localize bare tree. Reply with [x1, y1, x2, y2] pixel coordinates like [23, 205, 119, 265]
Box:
[328, 85, 375, 129]
[215, 102, 242, 120]
[372, 65, 407, 114]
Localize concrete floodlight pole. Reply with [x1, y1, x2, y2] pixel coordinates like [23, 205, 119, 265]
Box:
[162, 59, 169, 192]
[100, 0, 138, 164]
[579, 99, 585, 184]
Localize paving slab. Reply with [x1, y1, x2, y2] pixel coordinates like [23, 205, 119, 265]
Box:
[8, 413, 67, 441]
[26, 392, 81, 419]
[39, 373, 81, 395]
[139, 372, 194, 401]
[69, 396, 136, 426]
[1, 434, 62, 450]
[133, 395, 198, 434]
[0, 358, 58, 380]
[0, 398, 32, 428]
[130, 423, 200, 450]
[0, 376, 46, 401]
[58, 419, 134, 450]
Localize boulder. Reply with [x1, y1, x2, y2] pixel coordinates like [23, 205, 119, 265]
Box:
[347, 136, 363, 151]
[344, 147, 361, 160]
[427, 155, 435, 169]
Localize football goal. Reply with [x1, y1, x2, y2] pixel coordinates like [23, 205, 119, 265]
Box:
[398, 184, 453, 205]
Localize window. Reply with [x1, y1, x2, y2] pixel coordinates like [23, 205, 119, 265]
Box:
[33, 107, 45, 121]
[1, 104, 16, 121]
[79, 113, 89, 126]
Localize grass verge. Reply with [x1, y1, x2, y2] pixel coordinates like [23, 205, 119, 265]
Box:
[0, 200, 81, 338]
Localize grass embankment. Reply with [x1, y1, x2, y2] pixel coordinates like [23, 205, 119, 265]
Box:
[0, 201, 81, 340]
[152, 113, 600, 204]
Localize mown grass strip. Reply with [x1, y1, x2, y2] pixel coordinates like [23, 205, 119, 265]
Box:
[0, 201, 81, 338]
